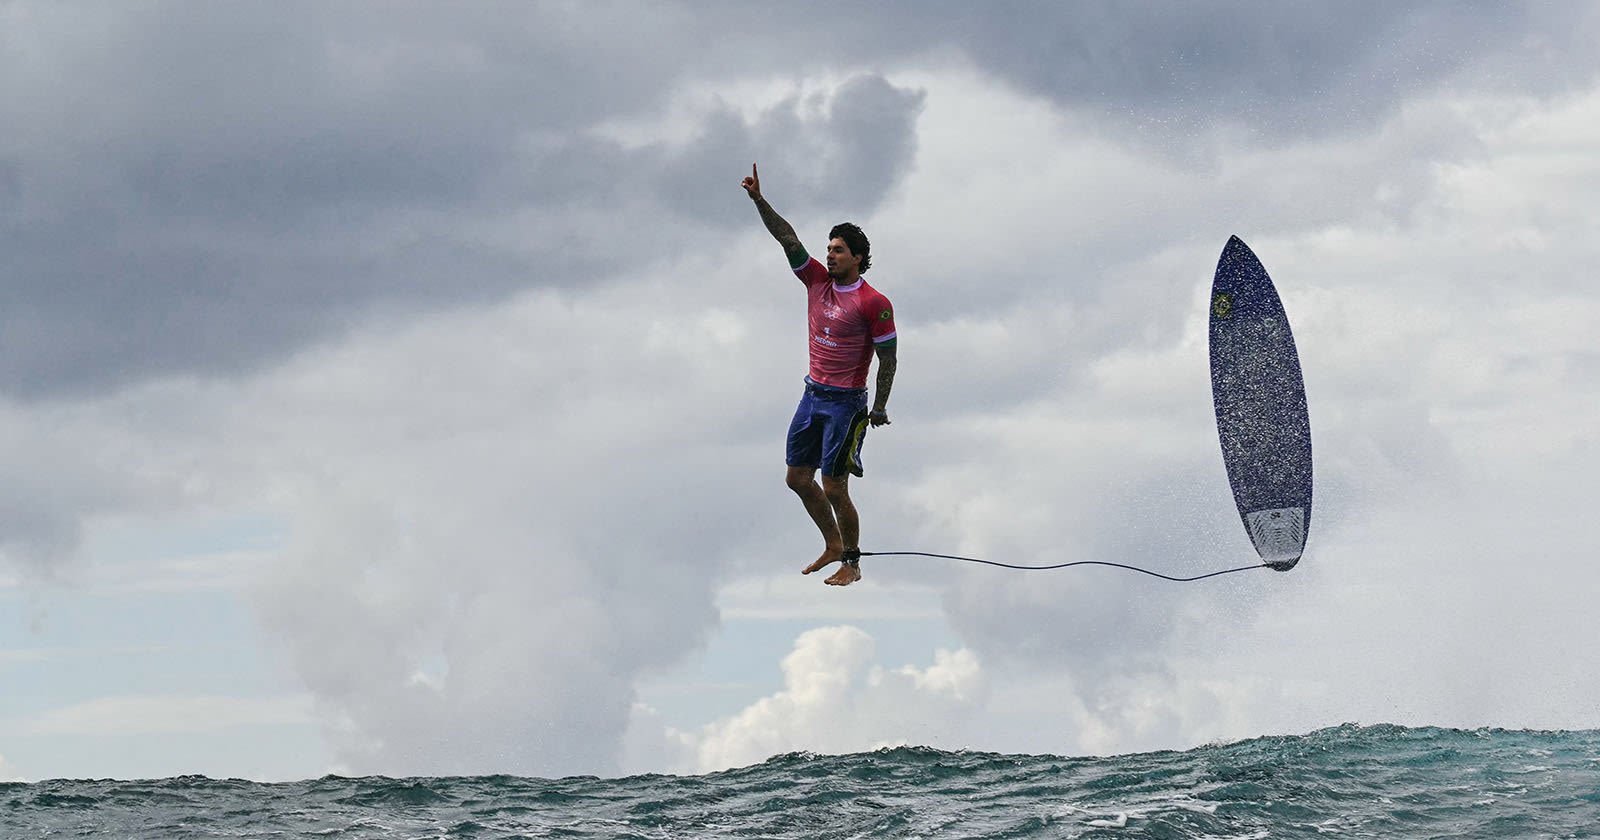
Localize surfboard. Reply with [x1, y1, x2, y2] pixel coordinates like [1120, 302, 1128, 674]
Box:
[1209, 236, 1312, 571]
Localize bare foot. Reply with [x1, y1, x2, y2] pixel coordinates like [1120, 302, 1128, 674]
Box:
[802, 546, 843, 575]
[825, 563, 861, 586]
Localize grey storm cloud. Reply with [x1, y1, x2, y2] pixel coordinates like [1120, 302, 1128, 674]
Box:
[791, 0, 1600, 142]
[0, 3, 922, 399]
[532, 74, 924, 228]
[6, 1, 1594, 399]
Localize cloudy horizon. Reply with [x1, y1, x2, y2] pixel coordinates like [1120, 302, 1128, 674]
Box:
[4, 1, 1599, 782]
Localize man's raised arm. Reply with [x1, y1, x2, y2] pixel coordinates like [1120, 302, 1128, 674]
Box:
[741, 162, 806, 266]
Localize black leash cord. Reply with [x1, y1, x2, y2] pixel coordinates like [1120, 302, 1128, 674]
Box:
[855, 551, 1268, 582]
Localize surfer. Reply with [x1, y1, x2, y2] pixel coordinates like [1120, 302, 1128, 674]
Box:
[741, 162, 897, 587]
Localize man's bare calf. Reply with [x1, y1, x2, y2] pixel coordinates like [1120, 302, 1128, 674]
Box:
[787, 467, 862, 585]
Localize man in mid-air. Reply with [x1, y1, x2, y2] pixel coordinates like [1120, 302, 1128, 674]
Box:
[741, 163, 898, 587]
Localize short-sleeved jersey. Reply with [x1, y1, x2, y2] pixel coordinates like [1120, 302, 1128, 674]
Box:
[793, 255, 896, 390]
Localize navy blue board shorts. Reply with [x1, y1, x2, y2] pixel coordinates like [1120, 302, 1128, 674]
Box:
[786, 378, 870, 478]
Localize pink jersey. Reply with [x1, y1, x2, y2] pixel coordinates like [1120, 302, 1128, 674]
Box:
[794, 257, 896, 390]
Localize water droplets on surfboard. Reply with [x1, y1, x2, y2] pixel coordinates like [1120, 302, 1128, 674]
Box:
[1209, 236, 1312, 570]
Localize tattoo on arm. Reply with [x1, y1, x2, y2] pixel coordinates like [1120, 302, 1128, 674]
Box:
[753, 196, 805, 264]
[873, 344, 897, 411]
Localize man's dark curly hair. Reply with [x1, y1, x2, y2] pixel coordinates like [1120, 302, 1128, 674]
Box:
[828, 222, 871, 273]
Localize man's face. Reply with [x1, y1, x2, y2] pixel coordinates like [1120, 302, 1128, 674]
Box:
[825, 237, 861, 280]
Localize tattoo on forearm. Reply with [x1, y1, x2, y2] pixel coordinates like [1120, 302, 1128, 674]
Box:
[753, 196, 803, 257]
[874, 353, 896, 410]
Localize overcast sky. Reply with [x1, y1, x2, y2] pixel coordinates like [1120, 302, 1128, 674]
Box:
[3, 1, 1599, 783]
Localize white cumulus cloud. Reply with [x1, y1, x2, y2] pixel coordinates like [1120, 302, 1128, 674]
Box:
[652, 626, 987, 774]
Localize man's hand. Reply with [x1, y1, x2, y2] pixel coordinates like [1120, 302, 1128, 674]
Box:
[744, 162, 803, 260]
[741, 162, 762, 201]
[868, 409, 891, 427]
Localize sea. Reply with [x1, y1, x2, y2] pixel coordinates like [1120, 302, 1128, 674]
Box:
[4, 724, 1598, 839]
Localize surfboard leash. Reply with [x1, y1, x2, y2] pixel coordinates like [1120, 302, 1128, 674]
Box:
[854, 550, 1269, 582]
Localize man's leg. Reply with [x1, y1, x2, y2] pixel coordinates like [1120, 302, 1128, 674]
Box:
[788, 465, 844, 573]
[820, 474, 862, 586]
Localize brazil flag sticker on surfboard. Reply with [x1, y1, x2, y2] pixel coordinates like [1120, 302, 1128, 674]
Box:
[1209, 236, 1312, 571]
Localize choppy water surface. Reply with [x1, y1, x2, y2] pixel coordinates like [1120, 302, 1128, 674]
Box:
[5, 724, 1599, 838]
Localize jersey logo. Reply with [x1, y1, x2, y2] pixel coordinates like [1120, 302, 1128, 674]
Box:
[879, 309, 892, 321]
